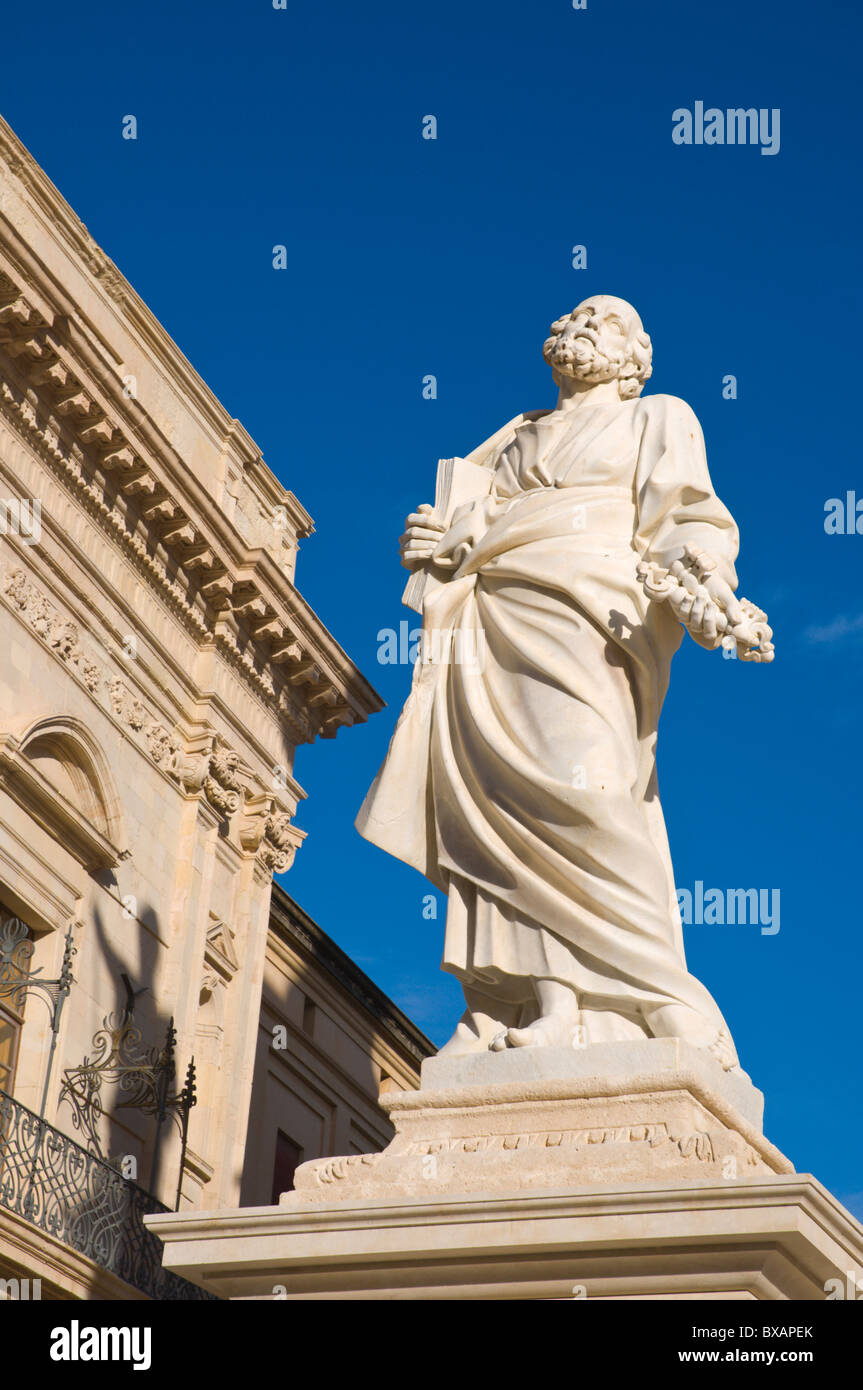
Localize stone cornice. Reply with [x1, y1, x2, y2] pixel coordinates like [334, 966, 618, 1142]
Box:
[0, 117, 309, 526]
[0, 118, 383, 742]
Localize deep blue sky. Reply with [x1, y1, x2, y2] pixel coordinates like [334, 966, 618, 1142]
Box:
[3, 0, 861, 1211]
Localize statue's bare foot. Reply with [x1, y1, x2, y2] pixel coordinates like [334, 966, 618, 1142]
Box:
[502, 1014, 584, 1049]
[645, 1004, 739, 1072]
[438, 1009, 504, 1057]
[491, 979, 582, 1050]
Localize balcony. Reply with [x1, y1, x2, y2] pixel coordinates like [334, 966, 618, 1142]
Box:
[0, 1088, 212, 1300]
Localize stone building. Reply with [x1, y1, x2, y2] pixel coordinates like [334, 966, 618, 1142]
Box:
[0, 113, 430, 1301]
[241, 886, 430, 1211]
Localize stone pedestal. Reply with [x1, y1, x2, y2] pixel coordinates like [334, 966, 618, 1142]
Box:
[295, 1041, 786, 1202]
[147, 1042, 863, 1300]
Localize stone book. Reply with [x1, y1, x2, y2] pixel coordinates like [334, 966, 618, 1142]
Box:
[401, 456, 493, 613]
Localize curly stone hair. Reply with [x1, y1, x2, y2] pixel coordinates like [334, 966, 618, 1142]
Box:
[545, 297, 653, 399]
[616, 327, 653, 398]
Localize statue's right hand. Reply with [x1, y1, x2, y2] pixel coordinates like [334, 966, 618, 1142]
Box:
[399, 503, 448, 571]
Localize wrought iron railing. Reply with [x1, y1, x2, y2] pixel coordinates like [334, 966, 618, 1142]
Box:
[0, 1088, 214, 1300]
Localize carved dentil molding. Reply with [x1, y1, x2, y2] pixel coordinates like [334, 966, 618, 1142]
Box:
[0, 269, 374, 744]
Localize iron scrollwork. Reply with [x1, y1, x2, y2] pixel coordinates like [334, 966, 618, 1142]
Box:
[59, 1013, 197, 1205]
[0, 1087, 213, 1299]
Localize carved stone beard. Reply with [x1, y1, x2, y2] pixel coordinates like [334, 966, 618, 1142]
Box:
[543, 332, 626, 385]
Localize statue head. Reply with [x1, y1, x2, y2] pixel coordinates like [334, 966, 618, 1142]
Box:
[543, 295, 653, 400]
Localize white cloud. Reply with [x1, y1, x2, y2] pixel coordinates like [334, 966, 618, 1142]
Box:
[803, 613, 863, 645]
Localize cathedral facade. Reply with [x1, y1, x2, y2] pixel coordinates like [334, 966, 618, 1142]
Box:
[0, 114, 428, 1301]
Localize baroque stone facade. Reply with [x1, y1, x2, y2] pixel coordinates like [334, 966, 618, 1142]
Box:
[239, 888, 433, 1210]
[0, 112, 415, 1298]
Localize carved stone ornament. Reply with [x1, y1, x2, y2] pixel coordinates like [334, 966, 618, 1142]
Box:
[285, 1042, 791, 1206]
[3, 568, 102, 692]
[168, 736, 252, 819]
[145, 724, 180, 770]
[237, 794, 302, 874]
[203, 748, 243, 817]
[108, 679, 147, 730]
[260, 812, 299, 874]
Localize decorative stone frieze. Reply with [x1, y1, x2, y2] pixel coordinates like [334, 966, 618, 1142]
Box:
[145, 724, 181, 771]
[0, 259, 382, 745]
[2, 567, 102, 692]
[289, 1042, 789, 1203]
[107, 679, 147, 731]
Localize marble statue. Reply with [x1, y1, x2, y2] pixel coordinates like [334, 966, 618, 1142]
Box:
[357, 296, 773, 1071]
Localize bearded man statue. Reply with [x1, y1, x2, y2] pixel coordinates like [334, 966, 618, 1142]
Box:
[357, 295, 751, 1071]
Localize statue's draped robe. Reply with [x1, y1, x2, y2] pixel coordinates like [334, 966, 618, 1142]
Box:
[357, 395, 740, 1040]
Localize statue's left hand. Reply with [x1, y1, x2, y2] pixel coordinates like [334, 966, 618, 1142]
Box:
[666, 556, 743, 650]
[667, 585, 722, 648]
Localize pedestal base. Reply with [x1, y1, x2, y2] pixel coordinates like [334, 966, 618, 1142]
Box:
[148, 1176, 863, 1300]
[293, 1040, 788, 1201]
[146, 1042, 863, 1300]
